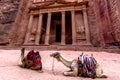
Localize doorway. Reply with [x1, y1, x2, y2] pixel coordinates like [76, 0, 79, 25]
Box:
[55, 24, 61, 42]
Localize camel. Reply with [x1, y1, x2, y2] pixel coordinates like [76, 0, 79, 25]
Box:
[50, 52, 107, 78]
[20, 48, 42, 71]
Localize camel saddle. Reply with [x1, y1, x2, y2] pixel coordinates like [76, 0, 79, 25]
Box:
[77, 54, 97, 78]
[27, 50, 42, 67]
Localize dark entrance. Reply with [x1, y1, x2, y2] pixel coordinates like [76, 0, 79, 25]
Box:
[55, 24, 61, 42]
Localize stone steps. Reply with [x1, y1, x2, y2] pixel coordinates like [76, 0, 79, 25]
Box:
[0, 45, 119, 53]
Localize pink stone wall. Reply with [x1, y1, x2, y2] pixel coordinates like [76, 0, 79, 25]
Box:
[9, 0, 120, 46]
[88, 0, 120, 46]
[98, 0, 120, 43]
[9, 0, 31, 45]
[87, 0, 105, 46]
[108, 0, 120, 42]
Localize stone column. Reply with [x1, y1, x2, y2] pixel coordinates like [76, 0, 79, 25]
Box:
[61, 11, 66, 45]
[83, 8, 91, 44]
[45, 12, 52, 45]
[24, 14, 34, 45]
[71, 10, 76, 45]
[35, 13, 43, 45]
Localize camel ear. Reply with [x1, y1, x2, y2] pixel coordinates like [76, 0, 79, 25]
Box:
[21, 48, 25, 52]
[91, 54, 93, 56]
[21, 48, 25, 56]
[80, 52, 84, 56]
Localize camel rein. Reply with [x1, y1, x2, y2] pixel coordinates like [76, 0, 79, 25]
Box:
[52, 57, 56, 75]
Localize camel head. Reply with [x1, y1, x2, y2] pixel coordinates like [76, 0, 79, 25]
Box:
[50, 52, 61, 61]
[21, 48, 25, 59]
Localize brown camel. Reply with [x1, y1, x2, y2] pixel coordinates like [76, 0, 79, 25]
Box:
[20, 48, 42, 71]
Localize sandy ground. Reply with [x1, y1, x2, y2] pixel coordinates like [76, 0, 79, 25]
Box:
[0, 49, 120, 80]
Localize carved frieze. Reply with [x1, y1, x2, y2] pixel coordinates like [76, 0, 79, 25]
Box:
[29, 0, 88, 10]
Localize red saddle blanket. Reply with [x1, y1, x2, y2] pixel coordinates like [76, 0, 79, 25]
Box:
[27, 50, 42, 67]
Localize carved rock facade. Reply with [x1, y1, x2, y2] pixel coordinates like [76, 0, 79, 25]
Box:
[2, 0, 120, 47]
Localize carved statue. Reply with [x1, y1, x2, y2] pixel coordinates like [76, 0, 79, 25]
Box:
[50, 52, 107, 78]
[75, 13, 86, 40]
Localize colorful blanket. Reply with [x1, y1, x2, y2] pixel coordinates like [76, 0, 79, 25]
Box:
[78, 53, 97, 78]
[27, 50, 42, 67]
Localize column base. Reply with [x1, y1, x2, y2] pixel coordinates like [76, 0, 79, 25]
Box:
[23, 43, 28, 45]
[35, 43, 40, 46]
[44, 43, 49, 45]
[23, 43, 35, 46]
[61, 43, 65, 45]
[76, 41, 92, 46]
[86, 42, 92, 45]
[72, 43, 77, 45]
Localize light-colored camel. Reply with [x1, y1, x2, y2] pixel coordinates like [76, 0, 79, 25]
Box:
[20, 48, 42, 71]
[50, 52, 107, 78]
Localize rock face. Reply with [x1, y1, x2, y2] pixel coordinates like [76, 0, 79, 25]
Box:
[1, 0, 120, 47]
[0, 0, 20, 45]
[87, 0, 120, 46]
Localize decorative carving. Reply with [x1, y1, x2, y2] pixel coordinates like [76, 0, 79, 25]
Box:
[29, 34, 35, 42]
[76, 26, 85, 33]
[75, 12, 86, 40]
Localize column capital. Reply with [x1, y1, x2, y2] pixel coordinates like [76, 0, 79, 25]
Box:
[82, 8, 87, 12]
[39, 13, 42, 15]
[29, 12, 34, 15]
[71, 10, 75, 13]
[48, 12, 52, 15]
[61, 11, 65, 14]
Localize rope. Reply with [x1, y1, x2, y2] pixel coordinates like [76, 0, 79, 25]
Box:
[17, 54, 22, 63]
[52, 57, 55, 75]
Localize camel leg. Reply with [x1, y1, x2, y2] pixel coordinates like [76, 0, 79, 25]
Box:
[25, 60, 33, 68]
[21, 61, 26, 68]
[30, 64, 42, 70]
[63, 61, 78, 77]
[96, 63, 107, 78]
[63, 69, 77, 77]
[21, 58, 27, 68]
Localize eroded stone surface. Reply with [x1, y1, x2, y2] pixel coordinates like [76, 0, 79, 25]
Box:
[0, 0, 20, 44]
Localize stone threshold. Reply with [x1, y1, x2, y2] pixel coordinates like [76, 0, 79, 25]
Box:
[0, 45, 120, 53]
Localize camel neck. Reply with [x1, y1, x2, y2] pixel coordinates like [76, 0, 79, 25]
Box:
[21, 51, 24, 61]
[59, 54, 72, 68]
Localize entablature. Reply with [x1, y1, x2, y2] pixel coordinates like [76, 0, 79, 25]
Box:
[28, 0, 88, 15]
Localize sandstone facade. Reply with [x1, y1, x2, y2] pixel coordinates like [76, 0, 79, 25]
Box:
[1, 0, 120, 47]
[0, 0, 20, 45]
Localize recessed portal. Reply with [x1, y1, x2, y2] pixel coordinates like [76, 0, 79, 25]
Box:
[55, 24, 61, 42]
